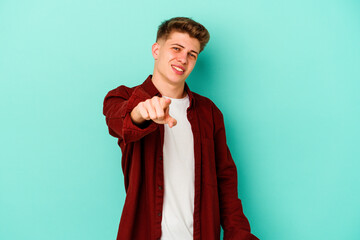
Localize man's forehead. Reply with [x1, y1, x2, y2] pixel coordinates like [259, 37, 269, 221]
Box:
[163, 31, 200, 52]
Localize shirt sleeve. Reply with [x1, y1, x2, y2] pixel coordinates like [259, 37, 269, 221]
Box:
[103, 85, 158, 146]
[212, 104, 259, 240]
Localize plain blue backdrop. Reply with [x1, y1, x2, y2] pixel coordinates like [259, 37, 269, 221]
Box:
[1, 0, 359, 239]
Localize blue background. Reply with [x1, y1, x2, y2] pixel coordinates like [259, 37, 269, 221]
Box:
[1, 0, 359, 239]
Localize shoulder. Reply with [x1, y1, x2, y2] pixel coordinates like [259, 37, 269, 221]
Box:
[106, 84, 136, 97]
[105, 82, 144, 100]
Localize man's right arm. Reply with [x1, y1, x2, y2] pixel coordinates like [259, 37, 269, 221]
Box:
[103, 85, 158, 146]
[103, 85, 177, 146]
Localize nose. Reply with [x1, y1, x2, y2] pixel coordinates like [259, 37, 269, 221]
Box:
[177, 52, 188, 65]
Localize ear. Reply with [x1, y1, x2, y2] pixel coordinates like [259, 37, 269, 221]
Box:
[152, 42, 160, 60]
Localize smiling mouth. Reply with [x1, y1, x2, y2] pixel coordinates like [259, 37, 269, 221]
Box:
[171, 65, 185, 75]
[172, 66, 184, 72]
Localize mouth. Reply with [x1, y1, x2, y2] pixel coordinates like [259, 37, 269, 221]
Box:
[171, 64, 185, 75]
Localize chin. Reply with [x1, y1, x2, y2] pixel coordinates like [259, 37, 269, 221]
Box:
[165, 73, 186, 84]
[169, 76, 186, 85]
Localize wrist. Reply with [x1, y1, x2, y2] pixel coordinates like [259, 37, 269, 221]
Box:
[130, 106, 146, 126]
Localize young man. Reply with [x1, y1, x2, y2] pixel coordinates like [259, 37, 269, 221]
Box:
[103, 17, 259, 240]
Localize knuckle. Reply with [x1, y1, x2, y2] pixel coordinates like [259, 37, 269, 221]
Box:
[141, 112, 149, 119]
[137, 103, 144, 111]
[160, 99, 166, 107]
[153, 98, 160, 106]
[144, 100, 152, 108]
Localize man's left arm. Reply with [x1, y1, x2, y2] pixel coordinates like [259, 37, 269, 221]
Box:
[213, 104, 259, 240]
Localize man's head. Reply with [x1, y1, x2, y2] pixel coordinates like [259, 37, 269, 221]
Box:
[152, 17, 210, 90]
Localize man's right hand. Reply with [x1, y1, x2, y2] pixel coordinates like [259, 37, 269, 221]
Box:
[130, 96, 177, 128]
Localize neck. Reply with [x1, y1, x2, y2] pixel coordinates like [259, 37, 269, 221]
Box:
[151, 72, 187, 99]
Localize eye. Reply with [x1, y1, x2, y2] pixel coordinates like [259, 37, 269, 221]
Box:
[173, 47, 180, 51]
[189, 53, 197, 59]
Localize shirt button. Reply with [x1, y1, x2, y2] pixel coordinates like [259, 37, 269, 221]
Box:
[158, 186, 163, 190]
[158, 212, 162, 216]
[159, 156, 163, 160]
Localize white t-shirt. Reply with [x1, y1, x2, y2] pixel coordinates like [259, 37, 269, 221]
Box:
[161, 94, 195, 240]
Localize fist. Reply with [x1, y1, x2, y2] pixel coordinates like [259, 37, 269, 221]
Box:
[131, 96, 177, 128]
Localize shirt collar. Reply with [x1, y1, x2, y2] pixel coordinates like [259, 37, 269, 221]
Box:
[141, 74, 195, 108]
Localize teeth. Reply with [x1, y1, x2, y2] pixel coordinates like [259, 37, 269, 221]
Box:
[173, 66, 184, 72]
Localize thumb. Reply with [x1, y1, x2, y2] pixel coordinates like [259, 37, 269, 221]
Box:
[162, 98, 172, 109]
[162, 98, 176, 127]
[166, 116, 177, 128]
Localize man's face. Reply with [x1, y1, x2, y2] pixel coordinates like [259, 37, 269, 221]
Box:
[152, 31, 201, 87]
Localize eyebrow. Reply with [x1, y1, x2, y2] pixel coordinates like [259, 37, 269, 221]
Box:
[171, 43, 199, 55]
